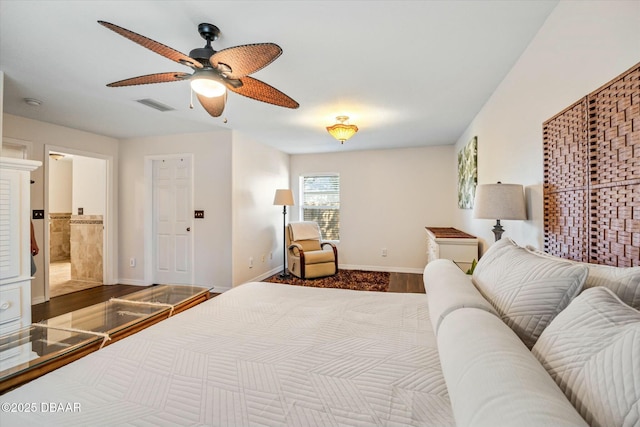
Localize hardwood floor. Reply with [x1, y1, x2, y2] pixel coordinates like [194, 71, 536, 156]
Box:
[31, 272, 424, 322]
[31, 284, 143, 322]
[388, 272, 425, 293]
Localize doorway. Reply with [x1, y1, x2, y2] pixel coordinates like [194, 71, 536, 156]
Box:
[46, 150, 107, 298]
[145, 154, 194, 285]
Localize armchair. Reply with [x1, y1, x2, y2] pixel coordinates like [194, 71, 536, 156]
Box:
[286, 221, 338, 279]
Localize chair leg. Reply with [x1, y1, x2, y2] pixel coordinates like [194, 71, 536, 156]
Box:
[332, 247, 338, 275]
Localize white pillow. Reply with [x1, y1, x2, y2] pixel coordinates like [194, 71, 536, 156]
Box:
[438, 308, 588, 427]
[424, 259, 497, 336]
[525, 245, 640, 310]
[532, 287, 640, 427]
[472, 238, 588, 348]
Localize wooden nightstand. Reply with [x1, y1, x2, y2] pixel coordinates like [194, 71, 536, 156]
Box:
[425, 227, 478, 272]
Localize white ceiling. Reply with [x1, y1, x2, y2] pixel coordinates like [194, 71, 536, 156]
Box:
[0, 1, 558, 154]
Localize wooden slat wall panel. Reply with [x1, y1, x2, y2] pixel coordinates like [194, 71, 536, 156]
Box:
[543, 62, 640, 267]
[544, 100, 588, 192]
[588, 65, 640, 266]
[543, 99, 589, 261]
[544, 190, 588, 261]
[590, 183, 640, 266]
[588, 67, 640, 185]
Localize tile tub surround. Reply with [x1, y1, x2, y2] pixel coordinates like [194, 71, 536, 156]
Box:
[70, 215, 103, 283]
[49, 213, 71, 262]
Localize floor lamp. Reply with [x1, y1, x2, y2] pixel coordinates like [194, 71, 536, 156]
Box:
[273, 189, 294, 278]
[473, 182, 527, 241]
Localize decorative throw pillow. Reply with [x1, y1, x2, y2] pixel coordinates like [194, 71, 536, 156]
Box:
[532, 287, 640, 427]
[525, 245, 640, 310]
[472, 238, 588, 348]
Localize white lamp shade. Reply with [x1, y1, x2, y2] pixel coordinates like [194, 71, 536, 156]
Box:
[473, 183, 527, 220]
[273, 189, 294, 206]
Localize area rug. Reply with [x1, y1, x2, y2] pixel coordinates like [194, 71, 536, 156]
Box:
[263, 269, 390, 292]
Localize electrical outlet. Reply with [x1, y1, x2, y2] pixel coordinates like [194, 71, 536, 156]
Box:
[249, 257, 253, 268]
[261, 254, 265, 263]
[381, 248, 388, 257]
[269, 252, 273, 260]
[129, 258, 136, 267]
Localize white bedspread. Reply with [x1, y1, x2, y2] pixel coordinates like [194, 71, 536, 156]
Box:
[1, 282, 453, 426]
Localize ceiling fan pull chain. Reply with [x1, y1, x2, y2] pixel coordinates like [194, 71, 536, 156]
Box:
[189, 87, 194, 109]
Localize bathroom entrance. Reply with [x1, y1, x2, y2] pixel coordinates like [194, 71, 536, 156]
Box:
[47, 151, 107, 298]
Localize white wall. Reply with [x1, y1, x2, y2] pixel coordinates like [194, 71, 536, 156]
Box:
[231, 131, 290, 286]
[453, 0, 640, 254]
[48, 158, 72, 213]
[72, 155, 105, 216]
[0, 72, 3, 146]
[291, 145, 455, 273]
[118, 130, 233, 290]
[2, 113, 119, 302]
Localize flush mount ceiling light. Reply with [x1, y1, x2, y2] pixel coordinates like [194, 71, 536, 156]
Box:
[24, 98, 42, 107]
[49, 153, 65, 161]
[326, 116, 358, 144]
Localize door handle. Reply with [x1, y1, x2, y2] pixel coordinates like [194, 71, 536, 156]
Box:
[186, 227, 191, 232]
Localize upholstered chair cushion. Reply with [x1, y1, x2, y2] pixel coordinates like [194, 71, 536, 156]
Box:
[291, 240, 322, 255]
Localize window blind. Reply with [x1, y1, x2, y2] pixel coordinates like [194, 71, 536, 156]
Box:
[300, 174, 340, 240]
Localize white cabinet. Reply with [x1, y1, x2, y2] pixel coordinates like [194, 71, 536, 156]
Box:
[0, 157, 41, 334]
[425, 227, 478, 272]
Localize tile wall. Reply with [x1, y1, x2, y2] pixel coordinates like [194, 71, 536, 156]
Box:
[49, 213, 71, 261]
[70, 215, 103, 283]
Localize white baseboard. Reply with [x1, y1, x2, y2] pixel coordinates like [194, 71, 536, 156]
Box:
[117, 278, 149, 286]
[211, 284, 232, 293]
[339, 264, 424, 274]
[242, 267, 283, 285]
[32, 296, 46, 305]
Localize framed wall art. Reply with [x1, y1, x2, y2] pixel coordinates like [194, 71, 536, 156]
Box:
[458, 136, 477, 209]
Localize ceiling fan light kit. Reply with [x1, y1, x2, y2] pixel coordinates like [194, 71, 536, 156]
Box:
[98, 20, 299, 117]
[326, 115, 358, 144]
[190, 75, 226, 98]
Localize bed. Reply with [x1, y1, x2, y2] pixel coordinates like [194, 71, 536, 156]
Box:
[1, 282, 453, 426]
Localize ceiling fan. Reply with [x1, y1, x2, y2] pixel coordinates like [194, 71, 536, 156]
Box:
[98, 20, 299, 117]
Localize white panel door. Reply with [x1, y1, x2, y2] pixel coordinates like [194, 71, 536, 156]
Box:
[152, 157, 193, 284]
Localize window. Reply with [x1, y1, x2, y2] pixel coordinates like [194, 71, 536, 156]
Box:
[300, 174, 340, 240]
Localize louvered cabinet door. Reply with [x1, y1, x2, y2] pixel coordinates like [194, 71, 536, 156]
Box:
[0, 158, 40, 333]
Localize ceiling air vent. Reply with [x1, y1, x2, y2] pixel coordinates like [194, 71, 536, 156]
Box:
[136, 98, 175, 112]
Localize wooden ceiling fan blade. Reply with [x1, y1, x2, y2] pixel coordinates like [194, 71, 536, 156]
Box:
[98, 21, 202, 69]
[196, 92, 226, 117]
[210, 43, 282, 79]
[106, 72, 190, 87]
[230, 76, 299, 109]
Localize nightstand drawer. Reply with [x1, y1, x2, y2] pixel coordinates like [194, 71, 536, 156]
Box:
[0, 286, 22, 325]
